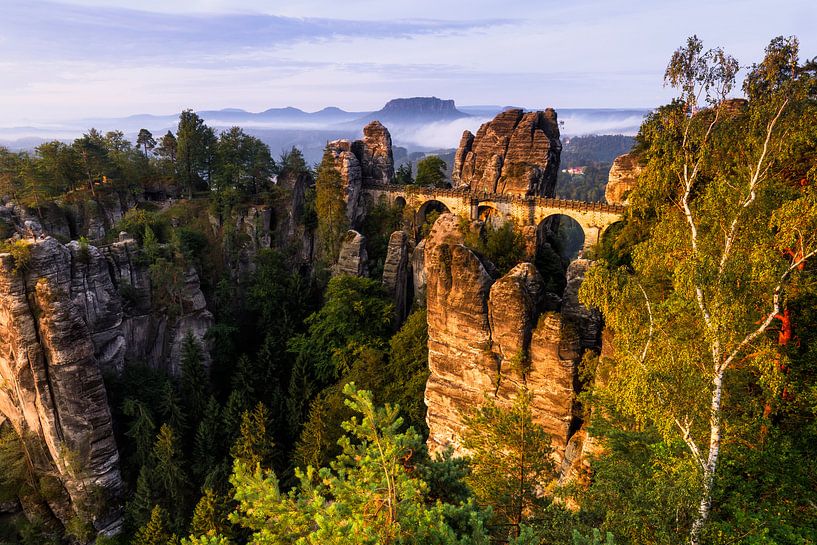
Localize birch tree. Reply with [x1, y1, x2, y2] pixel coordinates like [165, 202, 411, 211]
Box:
[580, 36, 817, 545]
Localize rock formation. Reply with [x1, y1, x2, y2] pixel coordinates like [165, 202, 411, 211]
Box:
[452, 108, 561, 197]
[0, 237, 124, 535]
[423, 214, 601, 468]
[327, 121, 396, 227]
[605, 152, 642, 205]
[381, 230, 411, 322]
[411, 239, 426, 305]
[0, 224, 217, 537]
[335, 230, 368, 277]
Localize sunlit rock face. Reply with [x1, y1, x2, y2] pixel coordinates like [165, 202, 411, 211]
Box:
[382, 230, 411, 322]
[452, 108, 562, 197]
[327, 120, 396, 226]
[423, 214, 601, 472]
[605, 152, 642, 205]
[0, 237, 124, 535]
[0, 228, 216, 537]
[334, 229, 368, 277]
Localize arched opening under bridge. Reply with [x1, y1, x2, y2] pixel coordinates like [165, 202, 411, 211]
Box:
[534, 214, 586, 296]
[416, 200, 451, 238]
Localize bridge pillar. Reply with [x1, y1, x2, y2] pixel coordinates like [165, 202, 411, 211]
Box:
[470, 200, 479, 221]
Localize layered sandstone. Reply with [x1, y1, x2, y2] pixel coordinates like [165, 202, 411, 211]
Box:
[381, 230, 411, 322]
[424, 214, 601, 465]
[604, 152, 642, 205]
[327, 120, 395, 227]
[452, 108, 561, 197]
[335, 230, 368, 277]
[0, 237, 124, 535]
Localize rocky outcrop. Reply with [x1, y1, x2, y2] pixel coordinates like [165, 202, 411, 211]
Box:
[424, 215, 496, 453]
[327, 121, 396, 226]
[382, 231, 411, 322]
[0, 237, 124, 536]
[452, 108, 561, 197]
[335, 230, 368, 277]
[360, 121, 395, 185]
[604, 152, 642, 205]
[411, 239, 426, 306]
[104, 235, 213, 375]
[423, 214, 601, 467]
[0, 190, 136, 243]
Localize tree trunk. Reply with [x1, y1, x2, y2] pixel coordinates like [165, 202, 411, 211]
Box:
[689, 369, 724, 545]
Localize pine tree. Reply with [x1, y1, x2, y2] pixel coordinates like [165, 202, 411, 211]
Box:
[181, 333, 209, 422]
[230, 403, 274, 469]
[123, 398, 156, 469]
[193, 396, 223, 488]
[152, 424, 189, 531]
[189, 488, 229, 539]
[462, 390, 555, 540]
[133, 505, 176, 545]
[125, 465, 155, 532]
[158, 381, 186, 435]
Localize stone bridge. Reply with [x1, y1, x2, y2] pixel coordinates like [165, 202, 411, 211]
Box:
[363, 184, 625, 251]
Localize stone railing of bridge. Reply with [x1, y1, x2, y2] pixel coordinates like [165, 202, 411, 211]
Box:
[362, 183, 625, 250]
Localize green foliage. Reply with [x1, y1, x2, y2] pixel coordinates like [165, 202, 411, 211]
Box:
[416, 155, 448, 187]
[572, 528, 616, 545]
[462, 390, 555, 539]
[116, 209, 170, 244]
[177, 110, 215, 197]
[213, 126, 274, 196]
[133, 505, 177, 545]
[180, 333, 209, 423]
[315, 147, 349, 261]
[395, 162, 413, 184]
[230, 403, 275, 469]
[223, 384, 490, 545]
[382, 308, 430, 434]
[556, 164, 610, 202]
[189, 488, 231, 540]
[460, 218, 526, 276]
[361, 200, 403, 278]
[579, 36, 817, 543]
[0, 239, 33, 274]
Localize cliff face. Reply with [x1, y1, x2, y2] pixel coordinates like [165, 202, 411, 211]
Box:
[0, 228, 214, 536]
[423, 214, 600, 469]
[0, 190, 137, 243]
[0, 237, 124, 535]
[452, 108, 562, 197]
[605, 152, 642, 205]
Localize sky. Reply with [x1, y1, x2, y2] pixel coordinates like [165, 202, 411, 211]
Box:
[0, 0, 815, 126]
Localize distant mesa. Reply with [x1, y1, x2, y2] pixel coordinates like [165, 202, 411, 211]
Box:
[354, 97, 469, 125]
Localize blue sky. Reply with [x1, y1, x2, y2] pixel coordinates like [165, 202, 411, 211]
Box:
[0, 0, 815, 126]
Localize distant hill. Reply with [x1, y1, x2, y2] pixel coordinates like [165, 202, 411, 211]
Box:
[352, 97, 469, 126]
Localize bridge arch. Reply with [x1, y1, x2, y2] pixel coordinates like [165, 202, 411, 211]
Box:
[394, 195, 407, 209]
[537, 214, 586, 261]
[417, 199, 452, 229]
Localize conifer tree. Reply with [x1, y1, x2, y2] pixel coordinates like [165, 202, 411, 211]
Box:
[123, 398, 157, 469]
[193, 396, 223, 488]
[158, 381, 186, 435]
[230, 403, 274, 469]
[152, 424, 189, 531]
[189, 488, 230, 539]
[133, 505, 176, 545]
[181, 333, 209, 422]
[462, 390, 555, 540]
[314, 147, 348, 262]
[125, 465, 155, 532]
